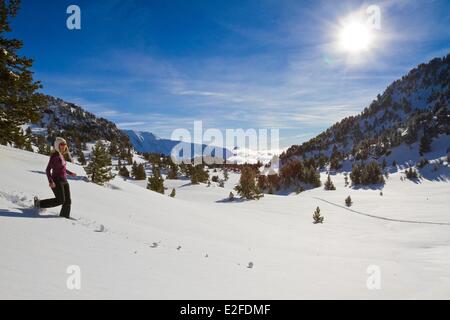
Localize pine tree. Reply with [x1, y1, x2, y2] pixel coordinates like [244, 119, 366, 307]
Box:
[77, 149, 86, 165]
[405, 167, 418, 179]
[147, 167, 164, 194]
[345, 196, 352, 207]
[131, 161, 138, 178]
[313, 207, 324, 224]
[324, 174, 336, 190]
[108, 141, 119, 157]
[330, 157, 341, 171]
[85, 141, 113, 185]
[234, 166, 262, 200]
[189, 165, 209, 184]
[38, 142, 51, 156]
[167, 163, 179, 179]
[0, 1, 45, 147]
[362, 161, 385, 184]
[134, 163, 146, 180]
[350, 162, 384, 185]
[419, 132, 432, 154]
[169, 188, 176, 198]
[118, 166, 130, 178]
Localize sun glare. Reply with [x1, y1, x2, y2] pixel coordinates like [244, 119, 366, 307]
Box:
[339, 22, 373, 53]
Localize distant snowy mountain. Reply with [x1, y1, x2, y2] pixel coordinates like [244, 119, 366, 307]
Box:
[123, 130, 180, 155]
[123, 129, 232, 160]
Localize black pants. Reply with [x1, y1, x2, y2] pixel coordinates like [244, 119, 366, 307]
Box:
[40, 179, 71, 218]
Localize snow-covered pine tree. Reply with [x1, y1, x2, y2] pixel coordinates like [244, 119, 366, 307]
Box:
[0, 1, 45, 147]
[85, 141, 113, 185]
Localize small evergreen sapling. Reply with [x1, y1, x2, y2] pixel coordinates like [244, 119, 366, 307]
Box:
[345, 196, 352, 207]
[313, 207, 324, 224]
[169, 188, 176, 198]
[324, 174, 336, 190]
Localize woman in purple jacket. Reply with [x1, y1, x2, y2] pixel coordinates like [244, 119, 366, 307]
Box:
[34, 137, 76, 219]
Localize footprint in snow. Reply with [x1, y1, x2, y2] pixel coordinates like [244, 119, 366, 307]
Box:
[95, 224, 106, 233]
[150, 242, 159, 248]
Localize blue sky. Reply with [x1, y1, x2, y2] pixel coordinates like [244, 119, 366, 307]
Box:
[11, 0, 450, 148]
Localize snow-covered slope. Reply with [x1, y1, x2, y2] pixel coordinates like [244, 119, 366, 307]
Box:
[1, 145, 450, 299]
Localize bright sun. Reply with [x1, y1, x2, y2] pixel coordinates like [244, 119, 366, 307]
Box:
[339, 22, 373, 53]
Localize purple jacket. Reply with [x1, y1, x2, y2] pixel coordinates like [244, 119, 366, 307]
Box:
[46, 152, 74, 183]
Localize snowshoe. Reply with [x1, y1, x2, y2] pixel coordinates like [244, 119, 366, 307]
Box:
[33, 197, 46, 213]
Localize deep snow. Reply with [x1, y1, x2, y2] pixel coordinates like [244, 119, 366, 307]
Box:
[1, 145, 450, 299]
